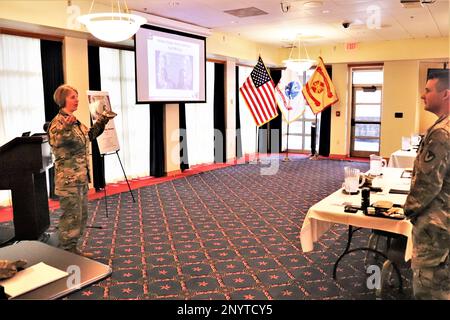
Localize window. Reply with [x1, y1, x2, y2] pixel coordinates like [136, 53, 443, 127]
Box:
[0, 34, 45, 206]
[281, 68, 319, 152]
[238, 65, 257, 156]
[185, 61, 215, 166]
[99, 47, 150, 183]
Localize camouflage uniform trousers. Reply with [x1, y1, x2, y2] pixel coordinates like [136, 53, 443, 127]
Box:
[413, 258, 449, 300]
[58, 185, 89, 251]
[411, 215, 450, 300]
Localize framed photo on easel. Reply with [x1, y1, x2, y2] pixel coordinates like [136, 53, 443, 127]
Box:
[87, 90, 120, 155]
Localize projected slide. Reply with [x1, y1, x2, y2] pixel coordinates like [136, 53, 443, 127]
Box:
[155, 51, 193, 90]
[150, 37, 197, 96]
[135, 25, 206, 103]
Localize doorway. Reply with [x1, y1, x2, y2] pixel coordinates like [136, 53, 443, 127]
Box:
[350, 67, 383, 158]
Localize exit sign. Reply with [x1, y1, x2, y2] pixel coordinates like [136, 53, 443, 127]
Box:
[345, 42, 358, 51]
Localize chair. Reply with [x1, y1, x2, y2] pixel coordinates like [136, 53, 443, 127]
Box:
[365, 229, 400, 267]
[376, 235, 409, 298]
[364, 230, 409, 298]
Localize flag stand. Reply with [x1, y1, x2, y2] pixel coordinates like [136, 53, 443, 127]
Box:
[309, 114, 320, 160]
[283, 113, 290, 162]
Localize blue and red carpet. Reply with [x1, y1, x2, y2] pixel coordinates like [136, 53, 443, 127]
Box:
[4, 156, 413, 299]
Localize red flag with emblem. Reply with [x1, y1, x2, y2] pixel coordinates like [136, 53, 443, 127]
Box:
[302, 57, 338, 114]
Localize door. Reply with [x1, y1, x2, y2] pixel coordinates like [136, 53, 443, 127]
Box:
[350, 67, 383, 158]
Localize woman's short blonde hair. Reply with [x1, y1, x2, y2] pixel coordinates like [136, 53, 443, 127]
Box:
[53, 84, 78, 108]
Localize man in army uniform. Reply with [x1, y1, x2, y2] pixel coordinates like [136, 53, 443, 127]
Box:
[48, 84, 116, 258]
[404, 70, 449, 299]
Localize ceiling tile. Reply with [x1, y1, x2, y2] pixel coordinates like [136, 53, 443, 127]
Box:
[112, 0, 448, 46]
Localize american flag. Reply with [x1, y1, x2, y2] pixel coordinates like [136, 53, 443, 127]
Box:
[240, 57, 278, 127]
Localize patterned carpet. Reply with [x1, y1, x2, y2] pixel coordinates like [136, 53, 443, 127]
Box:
[5, 156, 414, 299]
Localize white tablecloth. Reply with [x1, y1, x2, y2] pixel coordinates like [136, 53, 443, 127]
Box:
[300, 168, 413, 261]
[388, 149, 417, 168]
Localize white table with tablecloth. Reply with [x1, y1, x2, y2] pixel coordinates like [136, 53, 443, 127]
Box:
[388, 149, 417, 169]
[300, 167, 413, 261]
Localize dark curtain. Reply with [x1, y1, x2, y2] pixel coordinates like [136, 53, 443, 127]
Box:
[150, 103, 165, 177]
[179, 102, 189, 171]
[213, 63, 226, 163]
[235, 66, 243, 159]
[40, 39, 64, 199]
[268, 69, 282, 153]
[318, 66, 332, 156]
[257, 69, 282, 154]
[41, 40, 63, 122]
[258, 123, 268, 153]
[87, 45, 106, 190]
[311, 125, 317, 155]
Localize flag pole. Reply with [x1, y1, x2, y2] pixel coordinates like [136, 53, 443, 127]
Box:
[310, 114, 320, 160]
[254, 125, 260, 163]
[283, 111, 290, 162]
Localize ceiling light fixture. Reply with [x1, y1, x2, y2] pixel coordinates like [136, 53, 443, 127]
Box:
[283, 36, 316, 74]
[77, 0, 146, 43]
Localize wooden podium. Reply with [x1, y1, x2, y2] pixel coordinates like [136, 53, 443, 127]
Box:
[0, 134, 52, 240]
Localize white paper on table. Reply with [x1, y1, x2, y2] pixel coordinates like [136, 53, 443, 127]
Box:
[0, 262, 69, 298]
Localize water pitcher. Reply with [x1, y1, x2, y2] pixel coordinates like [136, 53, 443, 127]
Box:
[370, 154, 387, 176]
[342, 167, 366, 193]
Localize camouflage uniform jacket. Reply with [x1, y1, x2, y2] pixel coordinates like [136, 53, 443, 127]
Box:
[48, 110, 109, 196]
[404, 114, 450, 266]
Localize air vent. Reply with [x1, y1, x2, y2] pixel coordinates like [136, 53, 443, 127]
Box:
[224, 7, 268, 18]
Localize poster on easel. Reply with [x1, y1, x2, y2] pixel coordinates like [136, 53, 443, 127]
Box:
[87, 90, 120, 155]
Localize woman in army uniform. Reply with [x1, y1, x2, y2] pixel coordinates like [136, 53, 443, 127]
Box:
[48, 84, 115, 257]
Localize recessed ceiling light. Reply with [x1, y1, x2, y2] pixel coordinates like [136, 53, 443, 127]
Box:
[169, 1, 180, 7]
[322, 9, 330, 14]
[303, 1, 323, 8]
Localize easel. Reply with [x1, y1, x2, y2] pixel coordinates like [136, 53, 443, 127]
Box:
[101, 150, 135, 218]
